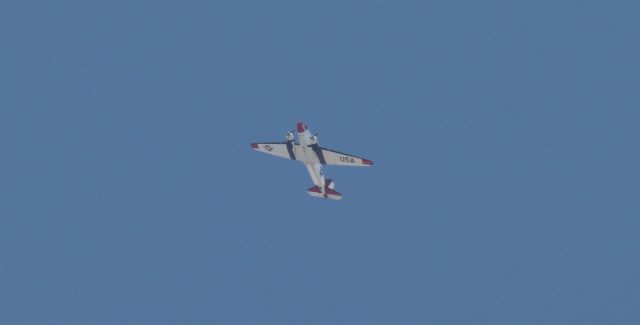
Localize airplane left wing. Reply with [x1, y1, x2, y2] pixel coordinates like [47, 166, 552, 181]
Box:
[250, 142, 296, 160]
[319, 147, 373, 166]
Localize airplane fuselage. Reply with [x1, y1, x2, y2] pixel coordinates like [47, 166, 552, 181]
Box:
[295, 122, 327, 195]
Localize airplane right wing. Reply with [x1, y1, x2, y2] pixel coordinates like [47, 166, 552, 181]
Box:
[319, 147, 373, 167]
[250, 142, 297, 160]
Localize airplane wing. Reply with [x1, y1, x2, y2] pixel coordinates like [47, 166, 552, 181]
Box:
[251, 142, 296, 160]
[320, 147, 373, 166]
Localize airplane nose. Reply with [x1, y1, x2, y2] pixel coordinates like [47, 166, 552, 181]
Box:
[296, 121, 307, 133]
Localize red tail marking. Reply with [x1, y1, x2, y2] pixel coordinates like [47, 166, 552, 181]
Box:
[325, 188, 341, 196]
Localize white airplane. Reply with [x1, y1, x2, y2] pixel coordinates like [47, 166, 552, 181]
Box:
[251, 121, 373, 200]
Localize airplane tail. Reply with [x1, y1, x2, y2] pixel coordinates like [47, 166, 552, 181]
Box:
[307, 180, 343, 200]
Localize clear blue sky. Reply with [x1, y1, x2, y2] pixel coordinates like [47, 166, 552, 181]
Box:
[1, 0, 638, 324]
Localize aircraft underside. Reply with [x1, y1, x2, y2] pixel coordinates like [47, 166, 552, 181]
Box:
[250, 121, 373, 200]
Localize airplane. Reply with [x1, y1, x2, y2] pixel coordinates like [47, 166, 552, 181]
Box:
[250, 121, 373, 200]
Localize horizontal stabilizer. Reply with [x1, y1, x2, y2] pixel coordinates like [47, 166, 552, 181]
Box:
[307, 185, 343, 200]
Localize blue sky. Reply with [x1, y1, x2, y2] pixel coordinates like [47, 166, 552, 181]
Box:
[1, 0, 639, 324]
